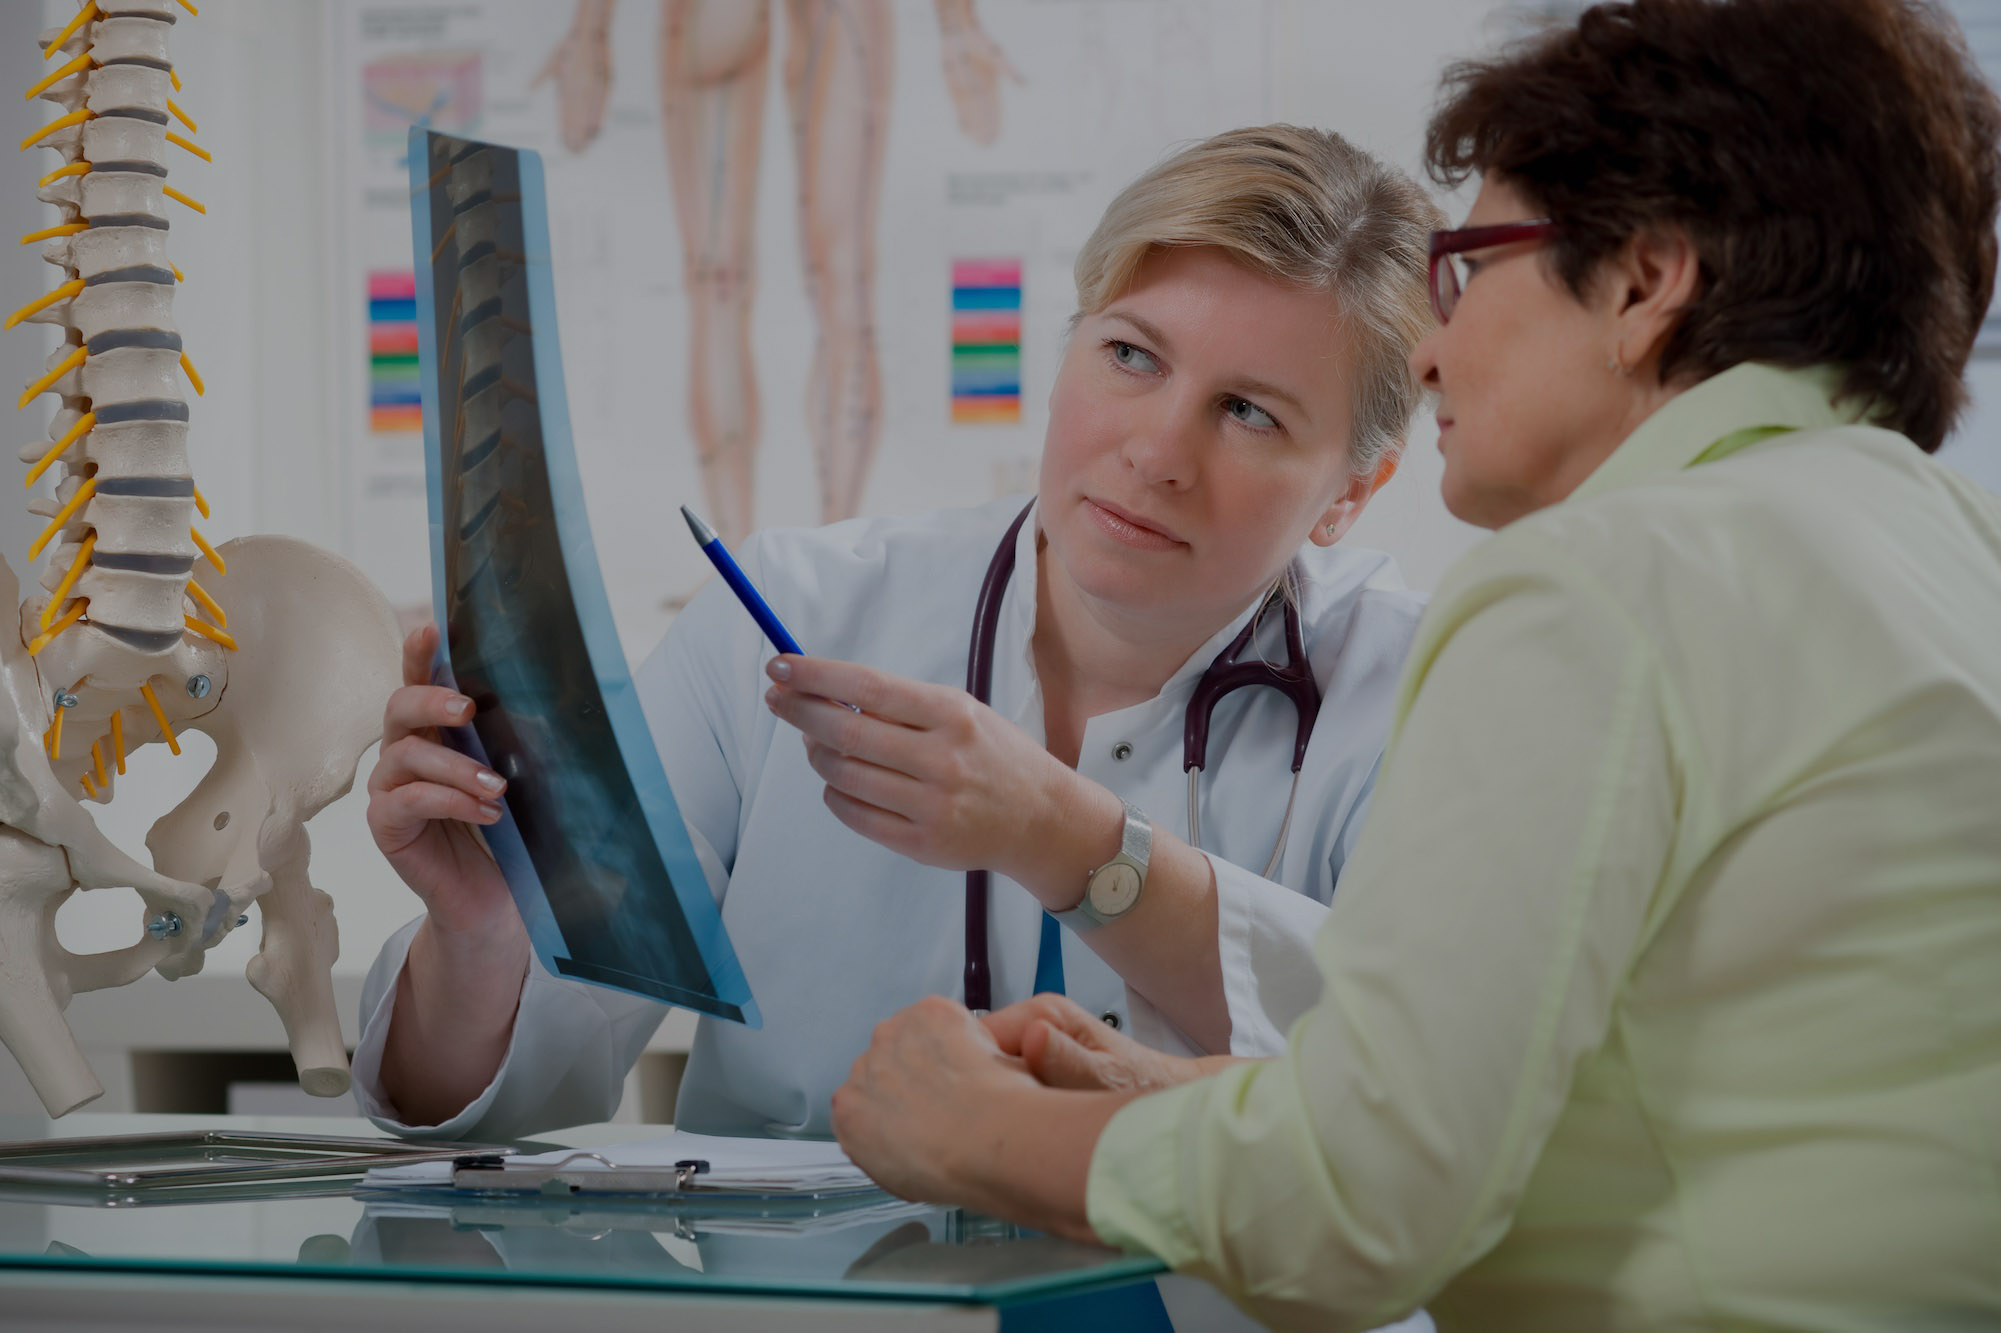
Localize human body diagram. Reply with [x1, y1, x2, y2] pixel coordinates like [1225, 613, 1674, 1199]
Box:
[538, 0, 1019, 546]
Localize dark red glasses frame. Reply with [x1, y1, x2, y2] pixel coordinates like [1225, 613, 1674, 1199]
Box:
[1427, 219, 1559, 322]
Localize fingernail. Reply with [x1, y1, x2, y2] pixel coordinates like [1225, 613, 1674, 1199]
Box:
[766, 657, 791, 681]
[449, 694, 474, 719]
[475, 770, 505, 794]
[477, 801, 503, 822]
[764, 686, 781, 709]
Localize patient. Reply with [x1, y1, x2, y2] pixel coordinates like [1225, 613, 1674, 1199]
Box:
[827, 1, 2001, 1328]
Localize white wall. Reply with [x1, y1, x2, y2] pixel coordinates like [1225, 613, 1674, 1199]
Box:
[11, 0, 2001, 989]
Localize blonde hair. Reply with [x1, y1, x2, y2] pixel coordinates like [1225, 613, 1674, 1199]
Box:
[1073, 125, 1444, 476]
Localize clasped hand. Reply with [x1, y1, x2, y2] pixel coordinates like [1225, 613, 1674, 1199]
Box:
[763, 654, 1098, 896]
[832, 993, 1209, 1213]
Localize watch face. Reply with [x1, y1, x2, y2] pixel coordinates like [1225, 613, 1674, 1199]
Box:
[1088, 862, 1142, 917]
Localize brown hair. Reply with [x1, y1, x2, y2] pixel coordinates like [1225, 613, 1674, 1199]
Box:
[1425, 0, 2001, 452]
[1075, 125, 1445, 476]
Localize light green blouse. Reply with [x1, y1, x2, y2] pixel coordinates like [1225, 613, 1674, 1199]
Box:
[1087, 363, 2001, 1331]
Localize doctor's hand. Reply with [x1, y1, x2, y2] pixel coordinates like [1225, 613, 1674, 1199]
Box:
[984, 994, 1235, 1094]
[764, 655, 1112, 903]
[366, 624, 520, 942]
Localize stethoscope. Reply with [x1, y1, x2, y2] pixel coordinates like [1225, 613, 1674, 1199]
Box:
[961, 502, 1322, 1012]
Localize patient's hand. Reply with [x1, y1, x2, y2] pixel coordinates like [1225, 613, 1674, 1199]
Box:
[983, 995, 1236, 1094]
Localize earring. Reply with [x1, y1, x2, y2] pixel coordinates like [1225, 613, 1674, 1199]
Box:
[1607, 351, 1631, 377]
[1325, 523, 1338, 536]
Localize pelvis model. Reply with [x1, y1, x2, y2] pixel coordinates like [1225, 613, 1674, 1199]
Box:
[2, 0, 399, 1117]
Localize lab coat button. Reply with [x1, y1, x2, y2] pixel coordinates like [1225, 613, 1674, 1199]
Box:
[1101, 1010, 1122, 1030]
[1111, 741, 1134, 761]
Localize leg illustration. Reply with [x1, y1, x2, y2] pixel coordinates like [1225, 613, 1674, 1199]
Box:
[933, 0, 1021, 148]
[661, 0, 772, 546]
[784, 0, 894, 524]
[535, 0, 618, 155]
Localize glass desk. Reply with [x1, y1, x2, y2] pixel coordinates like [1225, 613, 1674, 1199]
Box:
[0, 1113, 1168, 1332]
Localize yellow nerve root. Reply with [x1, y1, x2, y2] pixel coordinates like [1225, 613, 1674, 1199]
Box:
[177, 0, 198, 14]
[20, 222, 86, 246]
[192, 485, 209, 519]
[42, 530, 95, 629]
[46, 706, 63, 762]
[26, 52, 92, 103]
[18, 344, 86, 410]
[26, 410, 95, 487]
[20, 108, 92, 152]
[110, 709, 124, 774]
[183, 616, 237, 651]
[170, 67, 181, 93]
[27, 598, 85, 657]
[30, 475, 96, 560]
[44, 4, 98, 62]
[190, 526, 225, 574]
[90, 740, 106, 787]
[179, 350, 204, 396]
[164, 132, 209, 164]
[80, 773, 96, 799]
[138, 682, 180, 756]
[162, 185, 204, 214]
[5, 277, 83, 330]
[185, 578, 226, 627]
[37, 160, 89, 188]
[164, 130, 207, 162]
[171, 263, 184, 282]
[166, 99, 197, 134]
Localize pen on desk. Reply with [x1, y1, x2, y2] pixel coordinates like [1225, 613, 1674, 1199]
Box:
[681, 505, 807, 656]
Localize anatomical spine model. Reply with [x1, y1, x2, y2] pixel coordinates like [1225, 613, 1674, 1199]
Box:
[2, 0, 399, 1117]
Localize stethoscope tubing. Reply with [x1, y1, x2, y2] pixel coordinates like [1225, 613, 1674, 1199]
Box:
[962, 501, 1321, 1011]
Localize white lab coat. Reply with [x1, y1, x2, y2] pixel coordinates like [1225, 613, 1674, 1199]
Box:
[352, 496, 1424, 1141]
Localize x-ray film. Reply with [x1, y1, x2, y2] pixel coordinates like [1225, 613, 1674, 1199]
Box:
[410, 129, 758, 1027]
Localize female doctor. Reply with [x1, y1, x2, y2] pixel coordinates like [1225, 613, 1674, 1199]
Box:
[353, 124, 1446, 1140]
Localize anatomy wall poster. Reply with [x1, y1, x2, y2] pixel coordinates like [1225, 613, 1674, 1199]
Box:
[328, 0, 1275, 657]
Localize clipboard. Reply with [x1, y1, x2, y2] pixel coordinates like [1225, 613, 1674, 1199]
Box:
[443, 1151, 887, 1205]
[0, 1130, 512, 1206]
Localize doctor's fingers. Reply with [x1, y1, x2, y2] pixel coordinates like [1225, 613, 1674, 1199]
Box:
[370, 732, 506, 803]
[770, 685, 937, 775]
[823, 785, 943, 864]
[382, 682, 477, 748]
[367, 777, 504, 844]
[767, 655, 969, 729]
[804, 739, 940, 818]
[400, 623, 440, 688]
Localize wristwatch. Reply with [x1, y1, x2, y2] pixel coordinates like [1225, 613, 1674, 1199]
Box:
[1077, 800, 1152, 926]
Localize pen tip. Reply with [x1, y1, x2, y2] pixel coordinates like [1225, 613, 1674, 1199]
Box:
[681, 506, 715, 545]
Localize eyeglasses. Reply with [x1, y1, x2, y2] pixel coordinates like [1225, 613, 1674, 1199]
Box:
[1427, 219, 1558, 323]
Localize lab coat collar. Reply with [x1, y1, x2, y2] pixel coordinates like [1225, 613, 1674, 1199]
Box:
[1005, 498, 1271, 719]
[1565, 362, 1863, 508]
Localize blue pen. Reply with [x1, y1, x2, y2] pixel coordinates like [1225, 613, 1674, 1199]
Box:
[681, 506, 806, 656]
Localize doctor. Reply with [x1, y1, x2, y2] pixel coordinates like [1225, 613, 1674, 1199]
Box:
[353, 124, 1445, 1140]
